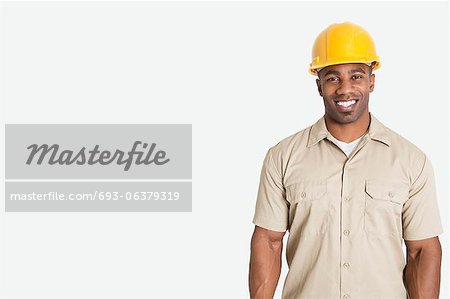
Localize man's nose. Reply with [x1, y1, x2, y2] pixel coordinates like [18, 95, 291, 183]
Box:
[336, 79, 354, 95]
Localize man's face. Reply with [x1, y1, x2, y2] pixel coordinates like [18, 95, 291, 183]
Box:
[316, 63, 375, 124]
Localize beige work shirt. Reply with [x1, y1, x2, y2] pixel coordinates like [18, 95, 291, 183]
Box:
[252, 113, 444, 299]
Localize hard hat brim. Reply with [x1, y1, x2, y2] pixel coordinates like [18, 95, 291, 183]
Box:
[309, 61, 381, 76]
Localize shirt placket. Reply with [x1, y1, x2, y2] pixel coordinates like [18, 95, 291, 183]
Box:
[339, 134, 370, 299]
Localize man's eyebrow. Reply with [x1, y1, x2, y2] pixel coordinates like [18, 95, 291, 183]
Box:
[323, 68, 367, 77]
[323, 70, 340, 77]
[350, 67, 366, 74]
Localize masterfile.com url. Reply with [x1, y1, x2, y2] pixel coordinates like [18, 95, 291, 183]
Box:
[9, 191, 181, 201]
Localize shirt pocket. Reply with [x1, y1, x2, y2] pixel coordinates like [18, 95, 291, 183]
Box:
[286, 180, 330, 235]
[364, 179, 408, 239]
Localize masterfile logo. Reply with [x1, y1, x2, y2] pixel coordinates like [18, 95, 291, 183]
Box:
[5, 124, 192, 212]
[26, 141, 170, 171]
[6, 124, 191, 179]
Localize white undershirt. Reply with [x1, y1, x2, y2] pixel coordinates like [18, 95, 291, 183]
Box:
[333, 134, 365, 157]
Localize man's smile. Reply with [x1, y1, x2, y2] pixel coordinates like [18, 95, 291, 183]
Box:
[334, 99, 359, 111]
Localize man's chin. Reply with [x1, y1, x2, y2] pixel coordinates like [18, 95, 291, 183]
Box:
[326, 112, 359, 125]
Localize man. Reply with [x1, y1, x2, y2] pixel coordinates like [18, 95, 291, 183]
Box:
[248, 22, 443, 299]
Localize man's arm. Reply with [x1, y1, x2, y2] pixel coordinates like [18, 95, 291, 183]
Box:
[249, 225, 286, 299]
[403, 236, 442, 299]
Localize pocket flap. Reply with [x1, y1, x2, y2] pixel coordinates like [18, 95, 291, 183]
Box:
[289, 181, 327, 201]
[365, 180, 408, 204]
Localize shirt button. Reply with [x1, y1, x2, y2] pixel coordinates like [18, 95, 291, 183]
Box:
[388, 192, 394, 197]
[343, 262, 350, 269]
[301, 192, 306, 198]
[344, 196, 351, 202]
[343, 229, 350, 236]
[343, 295, 350, 299]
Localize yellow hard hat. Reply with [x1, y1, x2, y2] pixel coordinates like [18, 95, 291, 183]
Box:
[309, 22, 381, 76]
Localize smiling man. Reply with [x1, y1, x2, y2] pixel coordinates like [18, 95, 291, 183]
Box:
[249, 22, 443, 299]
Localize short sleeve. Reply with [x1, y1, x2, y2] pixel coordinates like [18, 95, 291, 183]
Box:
[402, 155, 444, 241]
[252, 147, 289, 232]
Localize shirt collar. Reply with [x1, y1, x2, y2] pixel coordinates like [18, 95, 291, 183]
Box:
[307, 112, 391, 148]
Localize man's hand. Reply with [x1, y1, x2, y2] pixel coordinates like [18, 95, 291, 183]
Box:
[404, 236, 442, 299]
[249, 225, 286, 299]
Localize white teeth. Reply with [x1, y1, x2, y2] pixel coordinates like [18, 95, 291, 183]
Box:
[337, 100, 356, 107]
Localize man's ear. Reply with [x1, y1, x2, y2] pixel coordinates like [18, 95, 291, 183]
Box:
[316, 78, 323, 97]
[369, 73, 375, 93]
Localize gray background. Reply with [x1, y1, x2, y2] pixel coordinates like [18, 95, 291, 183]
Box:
[0, 1, 448, 298]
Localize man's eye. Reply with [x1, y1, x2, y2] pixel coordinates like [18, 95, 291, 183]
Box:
[353, 75, 363, 79]
[326, 77, 338, 82]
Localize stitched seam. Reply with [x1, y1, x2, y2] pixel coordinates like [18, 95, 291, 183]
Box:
[410, 153, 427, 188]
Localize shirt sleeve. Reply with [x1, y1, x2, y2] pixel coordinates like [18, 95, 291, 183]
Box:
[252, 147, 289, 232]
[402, 155, 444, 241]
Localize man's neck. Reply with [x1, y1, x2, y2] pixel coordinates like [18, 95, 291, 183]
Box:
[324, 112, 370, 143]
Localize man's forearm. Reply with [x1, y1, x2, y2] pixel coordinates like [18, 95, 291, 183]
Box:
[404, 245, 442, 299]
[249, 233, 283, 298]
